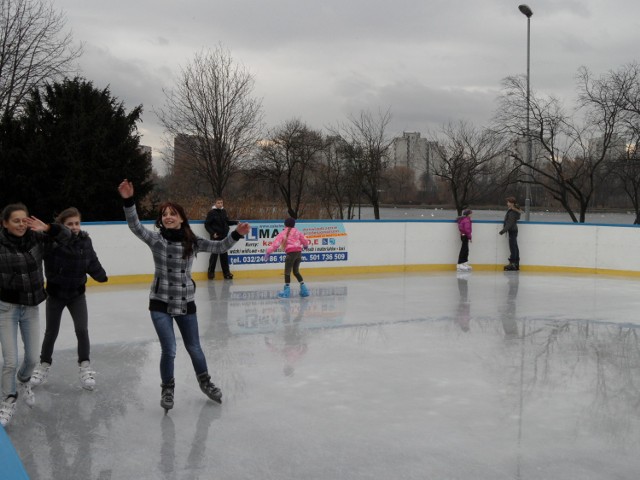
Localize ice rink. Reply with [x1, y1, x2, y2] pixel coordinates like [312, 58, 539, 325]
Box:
[4, 271, 640, 479]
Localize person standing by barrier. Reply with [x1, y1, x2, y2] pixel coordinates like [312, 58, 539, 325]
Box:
[456, 209, 473, 272]
[30, 208, 108, 391]
[0, 204, 71, 427]
[499, 197, 522, 271]
[264, 217, 310, 298]
[117, 179, 250, 412]
[204, 198, 238, 280]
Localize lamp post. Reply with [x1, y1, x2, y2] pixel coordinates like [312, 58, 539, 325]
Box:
[519, 4, 533, 221]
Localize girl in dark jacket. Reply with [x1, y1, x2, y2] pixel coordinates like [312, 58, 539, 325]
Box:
[499, 197, 522, 271]
[31, 208, 108, 390]
[0, 203, 71, 427]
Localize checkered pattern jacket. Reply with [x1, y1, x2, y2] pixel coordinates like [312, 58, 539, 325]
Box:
[0, 225, 71, 306]
[124, 204, 240, 315]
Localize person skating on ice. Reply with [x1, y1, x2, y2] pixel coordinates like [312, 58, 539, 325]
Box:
[264, 217, 310, 298]
[0, 204, 71, 427]
[31, 207, 108, 391]
[117, 179, 250, 412]
[499, 197, 522, 271]
[456, 209, 473, 272]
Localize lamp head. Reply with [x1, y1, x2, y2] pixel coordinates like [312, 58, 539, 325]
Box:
[518, 4, 533, 17]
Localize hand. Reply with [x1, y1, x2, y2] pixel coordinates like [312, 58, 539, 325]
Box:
[264, 253, 270, 262]
[499, 230, 505, 235]
[303, 245, 309, 250]
[118, 179, 134, 199]
[236, 222, 250, 236]
[24, 216, 49, 232]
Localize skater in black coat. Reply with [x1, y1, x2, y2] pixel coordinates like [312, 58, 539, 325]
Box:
[31, 208, 108, 391]
[499, 197, 523, 271]
[204, 198, 238, 279]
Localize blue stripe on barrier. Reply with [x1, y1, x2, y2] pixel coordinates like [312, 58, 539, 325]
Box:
[0, 425, 29, 479]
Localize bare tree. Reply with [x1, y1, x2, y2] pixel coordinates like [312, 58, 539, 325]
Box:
[0, 0, 81, 120]
[250, 118, 324, 218]
[594, 62, 640, 222]
[157, 46, 263, 197]
[331, 109, 393, 220]
[494, 75, 627, 222]
[430, 121, 511, 214]
[313, 135, 360, 219]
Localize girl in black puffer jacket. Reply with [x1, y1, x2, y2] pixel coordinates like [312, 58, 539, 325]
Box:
[31, 208, 108, 390]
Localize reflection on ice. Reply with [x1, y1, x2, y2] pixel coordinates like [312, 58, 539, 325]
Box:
[5, 273, 640, 479]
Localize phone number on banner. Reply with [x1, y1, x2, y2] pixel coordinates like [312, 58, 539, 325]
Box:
[229, 252, 348, 265]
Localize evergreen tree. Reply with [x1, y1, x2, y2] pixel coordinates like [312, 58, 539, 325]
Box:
[0, 77, 153, 220]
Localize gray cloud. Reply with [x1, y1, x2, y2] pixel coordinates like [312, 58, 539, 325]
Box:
[53, 0, 640, 174]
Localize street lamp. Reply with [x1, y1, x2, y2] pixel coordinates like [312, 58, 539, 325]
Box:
[519, 4, 533, 221]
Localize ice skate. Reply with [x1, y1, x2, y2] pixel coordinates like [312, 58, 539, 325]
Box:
[160, 379, 175, 413]
[197, 373, 222, 404]
[277, 285, 291, 298]
[30, 362, 50, 386]
[79, 361, 96, 390]
[299, 283, 310, 297]
[456, 264, 470, 271]
[18, 381, 35, 407]
[463, 262, 473, 271]
[0, 396, 17, 427]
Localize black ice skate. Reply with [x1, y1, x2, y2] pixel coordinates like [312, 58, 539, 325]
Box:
[160, 379, 175, 413]
[197, 373, 222, 404]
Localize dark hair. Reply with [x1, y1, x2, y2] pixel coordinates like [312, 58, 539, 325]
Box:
[156, 202, 197, 259]
[55, 207, 81, 224]
[2, 203, 29, 222]
[506, 196, 521, 210]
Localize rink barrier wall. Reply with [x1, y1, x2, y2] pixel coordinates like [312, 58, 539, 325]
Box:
[80, 219, 640, 286]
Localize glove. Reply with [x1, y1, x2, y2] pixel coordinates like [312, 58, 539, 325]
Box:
[264, 253, 270, 262]
[499, 230, 505, 235]
[303, 245, 309, 250]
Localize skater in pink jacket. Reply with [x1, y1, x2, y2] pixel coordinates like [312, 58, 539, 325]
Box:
[456, 209, 473, 271]
[264, 218, 310, 298]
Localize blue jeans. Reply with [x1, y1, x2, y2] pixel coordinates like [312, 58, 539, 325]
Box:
[150, 311, 208, 384]
[0, 301, 40, 399]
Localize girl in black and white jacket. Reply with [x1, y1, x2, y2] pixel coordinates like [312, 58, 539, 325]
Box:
[117, 179, 250, 412]
[0, 203, 71, 427]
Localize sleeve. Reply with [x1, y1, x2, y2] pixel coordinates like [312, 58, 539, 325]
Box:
[204, 211, 215, 235]
[196, 231, 240, 254]
[124, 202, 157, 247]
[266, 231, 284, 255]
[85, 238, 108, 283]
[299, 231, 310, 249]
[503, 213, 516, 232]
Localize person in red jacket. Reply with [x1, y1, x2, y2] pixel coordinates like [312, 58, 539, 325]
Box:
[456, 209, 473, 272]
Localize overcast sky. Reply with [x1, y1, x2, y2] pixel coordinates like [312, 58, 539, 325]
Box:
[54, 0, 640, 173]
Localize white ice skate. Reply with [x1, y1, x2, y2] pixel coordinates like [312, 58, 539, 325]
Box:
[0, 396, 17, 427]
[18, 381, 35, 407]
[30, 362, 50, 386]
[79, 361, 96, 390]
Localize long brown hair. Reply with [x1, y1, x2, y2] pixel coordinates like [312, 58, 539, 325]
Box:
[155, 202, 197, 259]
